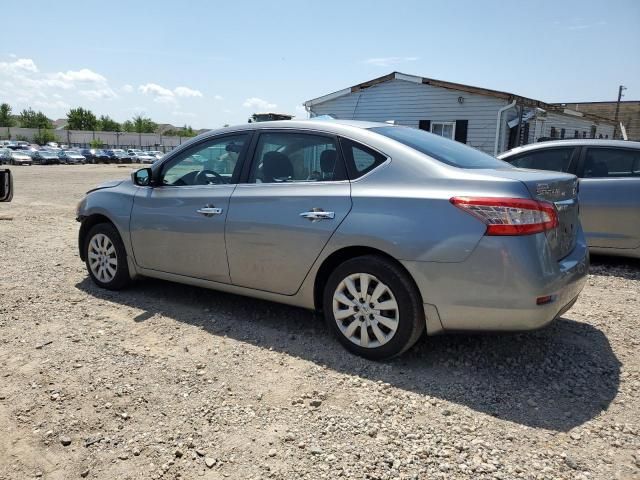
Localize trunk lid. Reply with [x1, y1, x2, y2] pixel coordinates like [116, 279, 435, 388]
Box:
[477, 168, 580, 260]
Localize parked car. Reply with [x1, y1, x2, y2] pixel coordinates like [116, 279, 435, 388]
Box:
[145, 150, 164, 160]
[8, 150, 32, 165]
[32, 150, 61, 165]
[127, 148, 143, 155]
[499, 139, 640, 259]
[0, 148, 12, 164]
[46, 142, 59, 149]
[130, 151, 155, 164]
[76, 120, 589, 359]
[105, 149, 131, 163]
[59, 150, 87, 165]
[0, 168, 12, 202]
[79, 148, 110, 164]
[4, 141, 20, 150]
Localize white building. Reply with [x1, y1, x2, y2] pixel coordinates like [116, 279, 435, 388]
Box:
[304, 72, 616, 155]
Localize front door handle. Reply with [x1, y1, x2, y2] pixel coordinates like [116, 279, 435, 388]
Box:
[300, 209, 335, 221]
[196, 205, 223, 217]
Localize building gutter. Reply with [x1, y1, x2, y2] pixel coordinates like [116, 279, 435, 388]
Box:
[494, 100, 517, 155]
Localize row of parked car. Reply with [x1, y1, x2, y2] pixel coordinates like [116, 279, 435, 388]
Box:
[0, 140, 163, 166]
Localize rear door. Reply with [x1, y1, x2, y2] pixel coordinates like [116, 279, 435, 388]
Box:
[577, 146, 640, 249]
[226, 130, 352, 295]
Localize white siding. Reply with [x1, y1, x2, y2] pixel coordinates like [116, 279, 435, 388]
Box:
[308, 79, 508, 154]
[530, 112, 615, 141]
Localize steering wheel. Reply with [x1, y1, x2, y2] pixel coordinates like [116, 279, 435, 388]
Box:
[195, 169, 224, 185]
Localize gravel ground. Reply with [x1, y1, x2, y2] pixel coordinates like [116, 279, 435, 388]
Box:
[0, 164, 639, 480]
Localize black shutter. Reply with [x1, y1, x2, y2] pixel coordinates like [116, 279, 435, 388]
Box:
[418, 120, 431, 131]
[454, 120, 468, 143]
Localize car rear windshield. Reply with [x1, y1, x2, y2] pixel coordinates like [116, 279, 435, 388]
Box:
[370, 126, 510, 169]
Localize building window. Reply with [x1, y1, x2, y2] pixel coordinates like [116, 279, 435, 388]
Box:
[574, 130, 579, 138]
[561, 128, 566, 139]
[550, 127, 557, 138]
[430, 121, 456, 140]
[590, 125, 597, 138]
[582, 131, 587, 138]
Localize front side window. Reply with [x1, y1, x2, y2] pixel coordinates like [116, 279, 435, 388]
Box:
[582, 148, 640, 178]
[508, 148, 575, 173]
[249, 132, 344, 183]
[162, 134, 248, 186]
[431, 121, 455, 140]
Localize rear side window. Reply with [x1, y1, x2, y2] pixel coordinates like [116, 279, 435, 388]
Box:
[508, 148, 575, 173]
[370, 125, 509, 169]
[582, 148, 640, 178]
[339, 138, 387, 179]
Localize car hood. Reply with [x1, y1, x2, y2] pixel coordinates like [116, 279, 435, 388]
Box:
[86, 179, 124, 194]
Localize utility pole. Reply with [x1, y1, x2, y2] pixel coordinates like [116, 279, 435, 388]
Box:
[613, 85, 626, 139]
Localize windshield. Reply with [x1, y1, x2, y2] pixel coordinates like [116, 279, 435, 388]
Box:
[370, 126, 511, 169]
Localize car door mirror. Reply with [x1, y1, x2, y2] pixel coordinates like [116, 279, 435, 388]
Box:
[0, 169, 13, 202]
[132, 167, 153, 186]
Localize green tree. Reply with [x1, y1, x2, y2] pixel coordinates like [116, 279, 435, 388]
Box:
[97, 115, 121, 132]
[163, 125, 197, 137]
[19, 108, 52, 128]
[33, 129, 57, 145]
[66, 107, 98, 131]
[0, 103, 15, 127]
[122, 120, 134, 132]
[89, 138, 104, 148]
[131, 115, 157, 133]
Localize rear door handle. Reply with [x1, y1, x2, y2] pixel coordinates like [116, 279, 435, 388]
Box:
[300, 210, 335, 221]
[196, 206, 223, 217]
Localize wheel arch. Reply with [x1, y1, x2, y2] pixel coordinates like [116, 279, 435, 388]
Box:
[78, 214, 117, 261]
[312, 246, 424, 311]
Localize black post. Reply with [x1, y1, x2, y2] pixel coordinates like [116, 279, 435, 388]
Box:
[613, 85, 626, 139]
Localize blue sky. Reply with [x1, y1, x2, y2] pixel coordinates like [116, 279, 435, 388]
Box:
[1, 0, 638, 129]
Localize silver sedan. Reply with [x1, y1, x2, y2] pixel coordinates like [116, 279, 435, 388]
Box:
[499, 140, 640, 259]
[76, 120, 588, 359]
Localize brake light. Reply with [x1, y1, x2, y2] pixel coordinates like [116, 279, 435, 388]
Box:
[450, 197, 558, 236]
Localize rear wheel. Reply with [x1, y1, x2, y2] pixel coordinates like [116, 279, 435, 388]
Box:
[84, 223, 131, 290]
[323, 255, 425, 360]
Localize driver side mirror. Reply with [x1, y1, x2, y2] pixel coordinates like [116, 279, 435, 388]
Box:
[132, 167, 153, 187]
[0, 169, 13, 202]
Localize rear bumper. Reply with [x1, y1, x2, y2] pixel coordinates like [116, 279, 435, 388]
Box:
[402, 228, 589, 333]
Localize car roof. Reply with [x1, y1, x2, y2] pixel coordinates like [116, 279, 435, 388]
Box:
[499, 139, 640, 157]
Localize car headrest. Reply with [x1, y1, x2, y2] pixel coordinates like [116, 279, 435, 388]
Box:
[262, 151, 293, 182]
[319, 149, 337, 174]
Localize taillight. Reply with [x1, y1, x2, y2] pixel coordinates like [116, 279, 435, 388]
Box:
[450, 197, 558, 236]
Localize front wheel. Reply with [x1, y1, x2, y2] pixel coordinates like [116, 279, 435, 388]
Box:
[84, 223, 131, 290]
[323, 255, 425, 360]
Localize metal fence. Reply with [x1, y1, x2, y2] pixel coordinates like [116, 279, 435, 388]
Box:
[0, 127, 198, 153]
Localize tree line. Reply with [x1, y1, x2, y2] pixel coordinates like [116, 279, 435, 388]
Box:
[0, 103, 197, 137]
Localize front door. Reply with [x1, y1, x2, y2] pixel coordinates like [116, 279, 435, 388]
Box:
[129, 133, 250, 282]
[226, 131, 352, 295]
[578, 147, 640, 249]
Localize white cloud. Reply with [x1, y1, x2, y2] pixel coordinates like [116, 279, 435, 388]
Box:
[138, 83, 203, 105]
[363, 56, 419, 67]
[171, 110, 197, 118]
[8, 53, 17, 58]
[294, 104, 308, 119]
[79, 87, 118, 100]
[0, 58, 39, 74]
[139, 82, 174, 97]
[214, 94, 223, 101]
[121, 84, 134, 93]
[242, 97, 277, 110]
[0, 58, 118, 114]
[174, 86, 203, 98]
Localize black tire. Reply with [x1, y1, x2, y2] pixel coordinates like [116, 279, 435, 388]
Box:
[84, 222, 131, 290]
[323, 255, 425, 360]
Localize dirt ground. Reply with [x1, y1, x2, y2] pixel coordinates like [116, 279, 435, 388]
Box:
[0, 164, 639, 480]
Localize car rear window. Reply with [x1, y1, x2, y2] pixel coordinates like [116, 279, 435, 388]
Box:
[370, 126, 510, 169]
